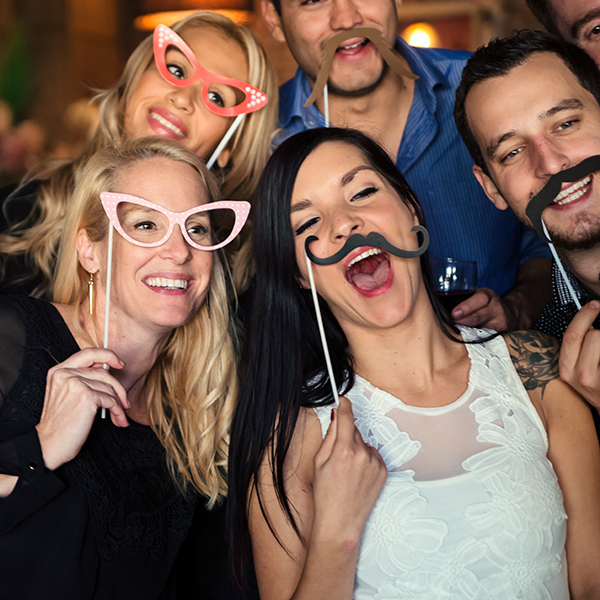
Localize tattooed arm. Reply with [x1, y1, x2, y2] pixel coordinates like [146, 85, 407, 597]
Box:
[505, 330, 600, 599]
[505, 330, 560, 400]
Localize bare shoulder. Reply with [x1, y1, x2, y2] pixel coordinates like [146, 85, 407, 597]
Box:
[503, 330, 559, 398]
[254, 406, 324, 503]
[286, 407, 328, 482]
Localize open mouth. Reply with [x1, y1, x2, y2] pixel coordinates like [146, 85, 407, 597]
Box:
[148, 110, 186, 138]
[346, 248, 391, 292]
[145, 277, 189, 290]
[553, 175, 592, 206]
[336, 38, 369, 54]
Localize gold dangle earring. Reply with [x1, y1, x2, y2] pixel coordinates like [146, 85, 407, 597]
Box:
[88, 272, 95, 315]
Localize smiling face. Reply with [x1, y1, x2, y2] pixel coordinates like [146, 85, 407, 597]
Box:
[124, 26, 248, 165]
[549, 0, 600, 67]
[264, 0, 400, 96]
[466, 51, 600, 249]
[290, 141, 426, 332]
[87, 156, 213, 334]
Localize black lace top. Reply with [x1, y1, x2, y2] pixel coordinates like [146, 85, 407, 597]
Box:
[0, 295, 197, 599]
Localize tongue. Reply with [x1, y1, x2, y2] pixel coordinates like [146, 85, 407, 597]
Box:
[348, 254, 390, 291]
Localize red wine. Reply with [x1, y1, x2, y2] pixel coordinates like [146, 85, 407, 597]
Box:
[435, 290, 475, 312]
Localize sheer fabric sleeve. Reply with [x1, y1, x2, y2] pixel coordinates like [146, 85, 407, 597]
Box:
[0, 296, 65, 534]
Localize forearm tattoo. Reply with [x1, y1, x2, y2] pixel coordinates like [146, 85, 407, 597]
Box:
[507, 331, 559, 398]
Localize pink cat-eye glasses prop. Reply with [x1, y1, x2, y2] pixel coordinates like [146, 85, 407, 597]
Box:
[153, 24, 269, 117]
[100, 192, 250, 251]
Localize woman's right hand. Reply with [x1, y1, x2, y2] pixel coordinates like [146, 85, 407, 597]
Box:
[311, 396, 387, 550]
[36, 348, 129, 471]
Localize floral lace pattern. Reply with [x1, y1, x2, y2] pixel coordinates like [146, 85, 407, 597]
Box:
[314, 327, 568, 599]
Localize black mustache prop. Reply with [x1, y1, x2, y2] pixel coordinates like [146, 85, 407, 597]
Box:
[526, 155, 600, 242]
[304, 227, 430, 266]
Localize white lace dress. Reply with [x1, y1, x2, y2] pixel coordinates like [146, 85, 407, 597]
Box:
[313, 327, 569, 600]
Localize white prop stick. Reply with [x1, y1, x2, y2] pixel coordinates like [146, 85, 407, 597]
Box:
[541, 218, 582, 310]
[100, 222, 114, 419]
[304, 249, 339, 407]
[207, 114, 245, 170]
[323, 84, 330, 128]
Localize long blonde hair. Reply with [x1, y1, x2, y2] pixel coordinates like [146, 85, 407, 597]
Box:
[0, 12, 278, 296]
[54, 137, 238, 506]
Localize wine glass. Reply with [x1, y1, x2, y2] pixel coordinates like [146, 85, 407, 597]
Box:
[431, 257, 477, 312]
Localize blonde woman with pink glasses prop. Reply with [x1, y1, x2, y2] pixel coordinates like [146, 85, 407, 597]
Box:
[0, 12, 277, 297]
[0, 137, 247, 599]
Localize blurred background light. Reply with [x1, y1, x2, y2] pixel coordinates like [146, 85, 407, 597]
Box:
[401, 22, 440, 48]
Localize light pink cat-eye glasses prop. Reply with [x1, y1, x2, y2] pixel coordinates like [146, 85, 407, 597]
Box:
[153, 24, 269, 118]
[100, 192, 250, 251]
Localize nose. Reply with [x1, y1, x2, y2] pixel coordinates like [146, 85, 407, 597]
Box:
[330, 0, 363, 30]
[166, 83, 199, 114]
[160, 225, 194, 263]
[531, 137, 571, 178]
[329, 207, 364, 241]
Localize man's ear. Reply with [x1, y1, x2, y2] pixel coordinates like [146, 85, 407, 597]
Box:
[472, 165, 509, 210]
[261, 0, 287, 44]
[77, 228, 101, 274]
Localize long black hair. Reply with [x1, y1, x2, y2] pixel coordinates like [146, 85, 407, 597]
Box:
[227, 127, 459, 591]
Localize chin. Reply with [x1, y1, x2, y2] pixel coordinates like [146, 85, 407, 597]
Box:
[152, 306, 198, 330]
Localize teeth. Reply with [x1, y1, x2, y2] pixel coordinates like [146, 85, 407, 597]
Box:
[347, 248, 382, 269]
[339, 40, 364, 50]
[149, 111, 185, 138]
[554, 176, 591, 205]
[145, 277, 188, 290]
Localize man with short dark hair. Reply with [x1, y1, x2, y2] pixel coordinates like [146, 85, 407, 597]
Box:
[526, 0, 600, 67]
[455, 29, 600, 411]
[262, 0, 552, 332]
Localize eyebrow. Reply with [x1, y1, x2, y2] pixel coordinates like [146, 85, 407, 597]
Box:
[486, 131, 517, 160]
[486, 98, 585, 159]
[571, 8, 600, 39]
[290, 199, 312, 214]
[290, 165, 377, 213]
[543, 98, 584, 118]
[165, 44, 190, 61]
[340, 165, 376, 186]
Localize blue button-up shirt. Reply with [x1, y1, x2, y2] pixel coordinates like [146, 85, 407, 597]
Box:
[276, 37, 551, 295]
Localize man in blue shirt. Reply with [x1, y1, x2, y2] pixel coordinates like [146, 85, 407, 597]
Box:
[261, 0, 552, 331]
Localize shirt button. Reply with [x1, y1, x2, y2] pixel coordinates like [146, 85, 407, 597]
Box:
[29, 460, 39, 470]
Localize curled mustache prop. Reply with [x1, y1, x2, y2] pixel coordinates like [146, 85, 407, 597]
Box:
[305, 226, 430, 266]
[304, 27, 418, 109]
[526, 155, 600, 242]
